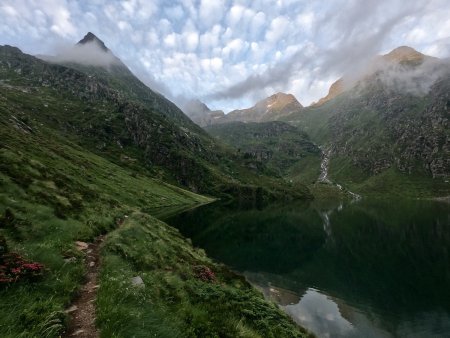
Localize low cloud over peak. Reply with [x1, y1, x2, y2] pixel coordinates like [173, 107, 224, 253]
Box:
[1, 0, 449, 111]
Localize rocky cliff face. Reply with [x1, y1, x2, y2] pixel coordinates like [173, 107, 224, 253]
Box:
[211, 92, 303, 124]
[313, 79, 345, 106]
[0, 42, 311, 200]
[284, 51, 450, 187]
[0, 45, 218, 191]
[330, 75, 450, 179]
[313, 46, 434, 106]
[206, 121, 320, 178]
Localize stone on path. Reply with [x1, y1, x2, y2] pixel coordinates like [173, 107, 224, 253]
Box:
[131, 276, 145, 288]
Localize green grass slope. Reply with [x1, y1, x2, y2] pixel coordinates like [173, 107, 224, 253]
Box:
[206, 121, 321, 184]
[282, 63, 450, 197]
[0, 45, 311, 202]
[98, 212, 312, 338]
[0, 99, 308, 337]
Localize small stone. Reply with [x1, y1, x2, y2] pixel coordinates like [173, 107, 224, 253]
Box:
[72, 329, 85, 336]
[89, 261, 95, 267]
[64, 257, 77, 263]
[131, 276, 145, 288]
[65, 305, 78, 313]
[75, 241, 89, 251]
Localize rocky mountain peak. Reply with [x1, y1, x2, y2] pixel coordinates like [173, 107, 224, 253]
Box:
[218, 92, 303, 124]
[313, 46, 435, 107]
[39, 32, 124, 68]
[182, 99, 225, 127]
[382, 46, 425, 63]
[264, 92, 300, 108]
[184, 99, 210, 114]
[77, 32, 109, 52]
[312, 79, 345, 107]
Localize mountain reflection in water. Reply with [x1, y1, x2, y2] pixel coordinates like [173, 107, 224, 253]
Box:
[165, 198, 450, 337]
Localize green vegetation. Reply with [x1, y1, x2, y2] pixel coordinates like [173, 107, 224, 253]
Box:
[0, 45, 310, 337]
[287, 155, 322, 185]
[281, 70, 450, 197]
[0, 105, 307, 337]
[330, 156, 450, 198]
[168, 202, 325, 275]
[98, 212, 311, 337]
[206, 121, 321, 184]
[0, 45, 311, 201]
[0, 108, 207, 337]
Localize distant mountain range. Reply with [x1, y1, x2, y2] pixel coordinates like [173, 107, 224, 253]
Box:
[182, 99, 225, 127]
[283, 46, 450, 196]
[0, 33, 309, 338]
[2, 32, 448, 199]
[312, 46, 436, 106]
[186, 45, 450, 197]
[0, 32, 310, 201]
[183, 92, 303, 126]
[223, 92, 303, 123]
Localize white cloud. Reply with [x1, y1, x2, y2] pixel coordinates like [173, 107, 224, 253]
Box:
[250, 12, 266, 39]
[44, 41, 120, 67]
[44, 0, 77, 38]
[227, 5, 245, 27]
[165, 5, 184, 21]
[164, 33, 178, 48]
[184, 31, 199, 51]
[136, 0, 158, 19]
[199, 0, 225, 27]
[146, 30, 159, 45]
[201, 57, 223, 72]
[222, 38, 248, 59]
[0, 0, 449, 112]
[118, 21, 132, 31]
[199, 25, 222, 52]
[265, 16, 290, 43]
[121, 0, 137, 16]
[1, 5, 18, 17]
[296, 11, 315, 32]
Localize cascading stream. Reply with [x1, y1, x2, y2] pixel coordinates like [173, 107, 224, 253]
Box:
[318, 146, 361, 201]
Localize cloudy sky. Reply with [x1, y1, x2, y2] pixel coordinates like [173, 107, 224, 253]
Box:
[1, 0, 450, 112]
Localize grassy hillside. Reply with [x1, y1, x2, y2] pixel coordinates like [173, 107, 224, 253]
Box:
[0, 94, 309, 337]
[0, 45, 311, 202]
[282, 64, 450, 197]
[206, 121, 321, 184]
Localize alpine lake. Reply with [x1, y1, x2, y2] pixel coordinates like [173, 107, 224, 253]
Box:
[164, 197, 450, 338]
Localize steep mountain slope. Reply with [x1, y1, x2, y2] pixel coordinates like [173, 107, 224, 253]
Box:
[0, 38, 311, 336]
[283, 46, 450, 197]
[214, 92, 303, 124]
[42, 32, 197, 125]
[182, 99, 225, 127]
[0, 41, 310, 201]
[313, 46, 434, 106]
[0, 91, 308, 338]
[206, 121, 321, 183]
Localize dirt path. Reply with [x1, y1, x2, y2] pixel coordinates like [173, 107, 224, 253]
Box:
[64, 236, 104, 337]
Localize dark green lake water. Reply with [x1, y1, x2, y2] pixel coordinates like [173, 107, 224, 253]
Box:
[165, 198, 450, 337]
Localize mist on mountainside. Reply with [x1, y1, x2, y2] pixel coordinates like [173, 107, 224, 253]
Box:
[40, 40, 120, 67]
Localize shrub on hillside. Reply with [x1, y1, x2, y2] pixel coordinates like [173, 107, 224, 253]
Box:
[0, 236, 45, 285]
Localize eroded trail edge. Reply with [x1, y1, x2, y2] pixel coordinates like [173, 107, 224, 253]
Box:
[64, 237, 104, 338]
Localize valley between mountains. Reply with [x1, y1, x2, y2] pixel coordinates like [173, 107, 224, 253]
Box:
[0, 31, 449, 338]
[187, 46, 450, 198]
